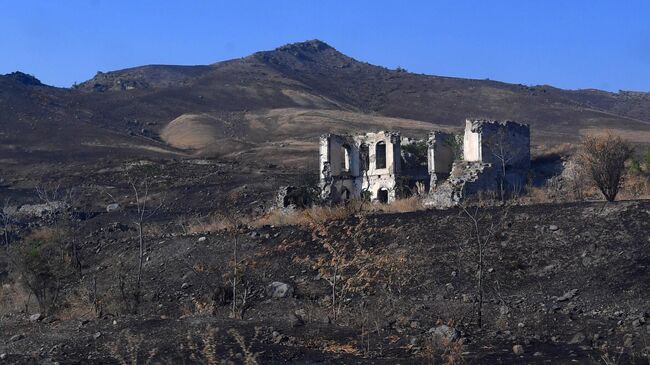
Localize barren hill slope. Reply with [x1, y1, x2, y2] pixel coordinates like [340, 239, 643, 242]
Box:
[2, 40, 650, 164]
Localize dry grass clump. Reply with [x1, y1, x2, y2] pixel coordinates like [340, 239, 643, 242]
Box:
[186, 196, 426, 233]
[26, 226, 61, 242]
[374, 196, 424, 213]
[182, 326, 221, 365]
[106, 330, 158, 365]
[0, 282, 36, 316]
[619, 174, 650, 200]
[253, 205, 353, 227]
[56, 288, 97, 321]
[253, 196, 426, 227]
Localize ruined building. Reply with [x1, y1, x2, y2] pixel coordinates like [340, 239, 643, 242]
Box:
[318, 119, 530, 206]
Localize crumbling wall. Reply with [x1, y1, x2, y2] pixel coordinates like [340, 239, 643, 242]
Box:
[276, 185, 319, 209]
[319, 131, 402, 204]
[424, 161, 498, 207]
[357, 131, 401, 203]
[462, 119, 531, 193]
[318, 119, 531, 208]
[319, 134, 362, 204]
[427, 131, 455, 187]
[427, 119, 531, 207]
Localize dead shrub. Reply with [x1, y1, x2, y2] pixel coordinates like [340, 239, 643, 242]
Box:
[182, 326, 220, 365]
[106, 330, 158, 365]
[253, 196, 425, 227]
[420, 320, 466, 365]
[619, 174, 650, 200]
[580, 133, 633, 201]
[12, 227, 75, 315]
[56, 287, 96, 321]
[179, 297, 214, 317]
[252, 205, 353, 227]
[0, 282, 37, 316]
[228, 327, 262, 365]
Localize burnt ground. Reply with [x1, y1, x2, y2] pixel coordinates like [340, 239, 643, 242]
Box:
[2, 38, 650, 365]
[1, 191, 649, 363]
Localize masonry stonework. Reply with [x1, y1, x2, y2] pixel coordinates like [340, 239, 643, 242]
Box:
[319, 119, 531, 207]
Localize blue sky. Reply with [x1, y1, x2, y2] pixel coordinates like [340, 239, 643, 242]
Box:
[1, 1, 649, 91]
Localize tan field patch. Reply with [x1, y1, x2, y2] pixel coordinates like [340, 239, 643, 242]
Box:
[159, 108, 459, 164]
[579, 127, 650, 144]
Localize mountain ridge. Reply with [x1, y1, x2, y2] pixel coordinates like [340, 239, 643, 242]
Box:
[1, 40, 650, 164]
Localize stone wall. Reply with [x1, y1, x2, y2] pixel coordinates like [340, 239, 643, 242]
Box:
[424, 161, 498, 207]
[462, 119, 531, 193]
[427, 131, 456, 187]
[319, 131, 402, 203]
[319, 119, 531, 207]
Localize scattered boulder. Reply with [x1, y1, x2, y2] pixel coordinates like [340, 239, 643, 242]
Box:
[106, 203, 120, 212]
[556, 289, 578, 302]
[289, 313, 304, 327]
[266, 282, 293, 298]
[549, 224, 559, 231]
[512, 344, 524, 355]
[429, 325, 460, 346]
[17, 201, 67, 218]
[10, 334, 23, 342]
[631, 316, 645, 327]
[93, 332, 102, 339]
[623, 335, 634, 348]
[181, 282, 191, 290]
[29, 313, 42, 322]
[197, 236, 207, 243]
[568, 332, 586, 344]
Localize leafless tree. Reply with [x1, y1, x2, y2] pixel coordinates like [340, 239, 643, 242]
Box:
[128, 178, 163, 313]
[580, 134, 633, 202]
[231, 237, 253, 319]
[34, 185, 83, 276]
[459, 203, 509, 328]
[35, 183, 62, 205]
[1, 198, 12, 253]
[485, 129, 515, 201]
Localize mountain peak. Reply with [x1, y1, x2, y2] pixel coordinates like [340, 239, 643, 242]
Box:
[251, 39, 354, 69]
[2, 71, 43, 86]
[275, 39, 333, 53]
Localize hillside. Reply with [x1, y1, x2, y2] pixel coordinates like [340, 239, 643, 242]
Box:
[2, 40, 650, 165]
[1, 40, 650, 364]
[1, 201, 649, 363]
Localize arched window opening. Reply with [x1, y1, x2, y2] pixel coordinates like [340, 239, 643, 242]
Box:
[341, 144, 351, 172]
[377, 188, 389, 204]
[375, 141, 386, 169]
